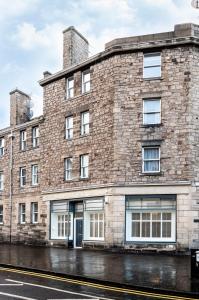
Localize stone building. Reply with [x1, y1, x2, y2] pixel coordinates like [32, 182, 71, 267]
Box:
[0, 23, 199, 251]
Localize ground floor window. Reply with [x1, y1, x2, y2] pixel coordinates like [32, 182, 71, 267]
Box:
[126, 195, 176, 242]
[89, 212, 104, 239]
[0, 205, 3, 224]
[51, 201, 73, 240]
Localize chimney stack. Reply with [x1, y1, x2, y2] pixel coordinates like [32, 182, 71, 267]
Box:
[63, 26, 89, 69]
[10, 89, 32, 126]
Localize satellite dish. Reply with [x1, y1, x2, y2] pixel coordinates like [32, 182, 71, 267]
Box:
[191, 0, 199, 8]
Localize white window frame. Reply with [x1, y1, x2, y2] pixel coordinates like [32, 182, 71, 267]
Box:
[142, 147, 160, 173]
[0, 205, 3, 224]
[51, 212, 73, 240]
[143, 98, 161, 125]
[80, 154, 89, 178]
[20, 167, 26, 187]
[65, 116, 73, 140]
[84, 211, 104, 241]
[66, 76, 74, 99]
[19, 203, 26, 224]
[20, 130, 27, 151]
[31, 202, 38, 224]
[32, 165, 38, 186]
[32, 126, 39, 148]
[143, 53, 161, 79]
[0, 138, 5, 156]
[82, 70, 90, 93]
[0, 172, 4, 191]
[81, 111, 89, 135]
[126, 210, 176, 242]
[64, 157, 72, 180]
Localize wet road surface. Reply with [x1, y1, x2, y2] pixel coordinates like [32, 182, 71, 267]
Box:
[0, 244, 198, 294]
[0, 267, 198, 300]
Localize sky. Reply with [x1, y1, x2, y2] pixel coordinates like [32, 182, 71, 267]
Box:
[0, 0, 199, 129]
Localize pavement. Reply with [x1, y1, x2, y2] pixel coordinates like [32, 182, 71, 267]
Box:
[0, 244, 198, 297]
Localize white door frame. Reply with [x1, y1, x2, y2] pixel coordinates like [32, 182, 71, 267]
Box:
[74, 217, 83, 248]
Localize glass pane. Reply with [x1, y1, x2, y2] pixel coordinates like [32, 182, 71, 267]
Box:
[142, 222, 150, 237]
[99, 221, 103, 237]
[85, 81, 90, 92]
[162, 213, 171, 220]
[144, 160, 159, 172]
[142, 213, 150, 220]
[132, 213, 140, 220]
[143, 113, 160, 124]
[144, 54, 161, 67]
[144, 148, 159, 159]
[144, 100, 160, 113]
[68, 78, 74, 88]
[132, 222, 140, 237]
[144, 66, 161, 78]
[152, 212, 161, 220]
[152, 222, 161, 237]
[162, 222, 171, 237]
[84, 72, 90, 82]
[95, 221, 98, 237]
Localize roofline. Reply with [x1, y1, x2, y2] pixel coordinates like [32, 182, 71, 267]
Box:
[39, 36, 199, 87]
[9, 88, 30, 98]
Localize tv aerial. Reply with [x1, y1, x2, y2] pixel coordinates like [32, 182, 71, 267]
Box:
[191, 0, 199, 8]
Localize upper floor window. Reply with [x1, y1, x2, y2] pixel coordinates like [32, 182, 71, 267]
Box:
[0, 138, 5, 156]
[32, 126, 39, 148]
[32, 164, 38, 186]
[20, 167, 26, 187]
[142, 147, 160, 173]
[66, 77, 74, 99]
[19, 203, 26, 224]
[143, 53, 161, 79]
[80, 154, 89, 178]
[81, 111, 89, 135]
[0, 205, 3, 224]
[31, 202, 38, 224]
[20, 130, 27, 151]
[143, 99, 161, 125]
[64, 157, 72, 180]
[82, 70, 90, 93]
[65, 116, 73, 139]
[0, 172, 4, 191]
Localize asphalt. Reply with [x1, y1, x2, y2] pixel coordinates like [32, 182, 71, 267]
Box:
[0, 244, 198, 297]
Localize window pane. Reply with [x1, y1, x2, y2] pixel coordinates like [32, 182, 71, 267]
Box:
[132, 222, 140, 237]
[144, 54, 161, 67]
[144, 160, 159, 172]
[132, 213, 140, 220]
[152, 222, 161, 237]
[142, 222, 150, 237]
[144, 100, 160, 113]
[162, 212, 171, 220]
[144, 113, 160, 124]
[142, 213, 150, 220]
[144, 66, 161, 78]
[144, 148, 159, 159]
[152, 212, 161, 220]
[84, 72, 90, 82]
[162, 222, 171, 237]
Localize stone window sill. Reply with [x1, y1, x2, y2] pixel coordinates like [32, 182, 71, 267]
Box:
[139, 172, 163, 176]
[140, 123, 163, 128]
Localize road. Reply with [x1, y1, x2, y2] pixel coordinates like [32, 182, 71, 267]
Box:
[0, 266, 197, 300]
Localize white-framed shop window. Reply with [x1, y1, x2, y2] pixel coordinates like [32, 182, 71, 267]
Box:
[20, 167, 26, 187]
[32, 126, 39, 148]
[65, 116, 73, 139]
[64, 157, 72, 180]
[82, 69, 90, 93]
[0, 138, 5, 156]
[0, 172, 4, 191]
[81, 111, 89, 135]
[0, 205, 3, 224]
[31, 164, 38, 185]
[51, 213, 73, 239]
[80, 154, 89, 178]
[20, 130, 27, 151]
[142, 147, 160, 173]
[31, 202, 38, 224]
[143, 53, 161, 79]
[143, 98, 161, 125]
[19, 203, 26, 224]
[66, 76, 74, 99]
[126, 195, 176, 242]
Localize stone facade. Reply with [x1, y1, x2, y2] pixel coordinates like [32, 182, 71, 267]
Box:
[0, 23, 199, 251]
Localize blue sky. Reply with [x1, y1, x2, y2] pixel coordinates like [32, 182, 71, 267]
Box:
[0, 0, 198, 129]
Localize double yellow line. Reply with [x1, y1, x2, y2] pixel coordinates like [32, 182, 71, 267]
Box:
[0, 266, 197, 300]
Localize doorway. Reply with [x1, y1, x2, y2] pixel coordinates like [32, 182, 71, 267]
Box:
[74, 218, 83, 248]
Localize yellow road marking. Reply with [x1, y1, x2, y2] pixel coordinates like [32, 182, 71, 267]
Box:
[0, 266, 198, 300]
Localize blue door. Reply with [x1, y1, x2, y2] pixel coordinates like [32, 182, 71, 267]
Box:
[75, 219, 83, 247]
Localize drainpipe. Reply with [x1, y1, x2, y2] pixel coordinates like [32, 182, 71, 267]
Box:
[8, 130, 14, 243]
